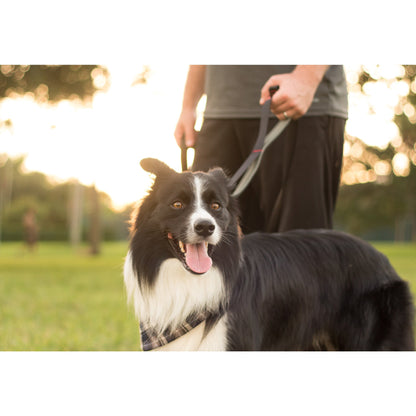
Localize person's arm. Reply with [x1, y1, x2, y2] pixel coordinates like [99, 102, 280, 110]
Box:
[260, 65, 329, 120]
[174, 65, 206, 148]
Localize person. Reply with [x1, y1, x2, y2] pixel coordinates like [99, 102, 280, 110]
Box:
[22, 207, 38, 251]
[174, 65, 348, 234]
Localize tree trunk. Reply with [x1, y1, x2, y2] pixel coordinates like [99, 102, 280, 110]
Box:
[69, 180, 83, 247]
[89, 184, 101, 256]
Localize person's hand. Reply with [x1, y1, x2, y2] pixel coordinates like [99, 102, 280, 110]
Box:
[174, 109, 197, 148]
[260, 66, 328, 120]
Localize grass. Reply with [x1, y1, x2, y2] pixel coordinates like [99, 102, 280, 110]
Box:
[0, 241, 140, 351]
[373, 242, 416, 295]
[0, 240, 415, 351]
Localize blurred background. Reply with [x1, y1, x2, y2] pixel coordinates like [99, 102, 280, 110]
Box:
[0, 64, 415, 350]
[1, 64, 415, 246]
[0, 64, 190, 248]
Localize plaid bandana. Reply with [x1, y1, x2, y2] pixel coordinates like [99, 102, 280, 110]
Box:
[140, 311, 213, 351]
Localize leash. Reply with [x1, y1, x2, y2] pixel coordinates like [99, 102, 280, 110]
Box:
[180, 86, 291, 197]
[181, 135, 188, 172]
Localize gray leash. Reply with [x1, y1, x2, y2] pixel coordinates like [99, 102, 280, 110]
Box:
[181, 86, 290, 197]
[231, 117, 290, 197]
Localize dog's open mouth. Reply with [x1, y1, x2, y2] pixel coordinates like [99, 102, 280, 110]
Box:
[167, 232, 213, 275]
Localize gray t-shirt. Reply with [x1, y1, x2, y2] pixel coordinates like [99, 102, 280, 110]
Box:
[203, 65, 348, 119]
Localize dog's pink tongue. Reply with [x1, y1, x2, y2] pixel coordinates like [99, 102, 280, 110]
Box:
[185, 243, 212, 274]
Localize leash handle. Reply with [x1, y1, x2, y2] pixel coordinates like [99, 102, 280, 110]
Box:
[180, 135, 188, 172]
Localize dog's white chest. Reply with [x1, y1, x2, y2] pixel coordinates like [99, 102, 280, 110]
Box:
[154, 316, 228, 351]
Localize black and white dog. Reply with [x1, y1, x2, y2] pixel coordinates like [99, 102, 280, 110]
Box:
[123, 158, 415, 351]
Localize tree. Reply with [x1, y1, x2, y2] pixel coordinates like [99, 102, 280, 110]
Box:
[0, 65, 109, 102]
[0, 65, 110, 249]
[336, 65, 416, 240]
[0, 155, 129, 242]
[88, 184, 101, 256]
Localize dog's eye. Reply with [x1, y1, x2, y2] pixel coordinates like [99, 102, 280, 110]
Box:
[171, 201, 184, 210]
[211, 202, 221, 211]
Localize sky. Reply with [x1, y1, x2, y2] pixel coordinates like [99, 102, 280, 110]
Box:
[1, 64, 190, 209]
[0, 64, 410, 209]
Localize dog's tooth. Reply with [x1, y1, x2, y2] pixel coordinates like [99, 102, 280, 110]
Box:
[179, 241, 185, 253]
[205, 242, 208, 249]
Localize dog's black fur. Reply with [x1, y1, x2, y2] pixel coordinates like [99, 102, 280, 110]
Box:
[125, 158, 415, 351]
[228, 231, 414, 350]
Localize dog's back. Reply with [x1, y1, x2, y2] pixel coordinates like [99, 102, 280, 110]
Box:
[225, 230, 415, 351]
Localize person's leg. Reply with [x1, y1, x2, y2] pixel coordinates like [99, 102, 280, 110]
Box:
[327, 117, 346, 214]
[259, 116, 345, 232]
[233, 118, 277, 233]
[191, 119, 244, 175]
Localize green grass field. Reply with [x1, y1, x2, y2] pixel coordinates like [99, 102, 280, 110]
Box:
[0, 241, 415, 351]
[0, 241, 139, 351]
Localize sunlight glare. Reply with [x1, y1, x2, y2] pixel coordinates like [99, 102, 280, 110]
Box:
[392, 153, 410, 176]
[347, 114, 399, 149]
[91, 68, 107, 89]
[343, 141, 351, 157]
[2, 64, 414, 208]
[1, 64, 189, 209]
[403, 103, 415, 119]
[391, 80, 410, 97]
[374, 160, 391, 176]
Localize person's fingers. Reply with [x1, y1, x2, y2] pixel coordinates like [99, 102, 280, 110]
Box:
[270, 96, 292, 114]
[274, 109, 292, 121]
[184, 128, 197, 147]
[174, 111, 197, 148]
[261, 71, 315, 120]
[174, 125, 197, 148]
[260, 75, 282, 105]
[174, 123, 185, 147]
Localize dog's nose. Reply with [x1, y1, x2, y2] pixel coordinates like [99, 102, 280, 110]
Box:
[194, 220, 215, 237]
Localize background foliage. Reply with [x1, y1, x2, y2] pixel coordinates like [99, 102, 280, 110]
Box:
[0, 65, 109, 102]
[335, 65, 416, 240]
[1, 65, 416, 242]
[0, 155, 131, 241]
[0, 65, 129, 244]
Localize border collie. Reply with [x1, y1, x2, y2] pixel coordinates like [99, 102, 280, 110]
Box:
[124, 158, 415, 351]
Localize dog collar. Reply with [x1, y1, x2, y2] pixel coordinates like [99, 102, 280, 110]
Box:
[140, 311, 213, 351]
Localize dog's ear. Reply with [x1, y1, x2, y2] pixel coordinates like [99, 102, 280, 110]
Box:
[209, 167, 235, 191]
[140, 158, 175, 178]
[209, 167, 229, 182]
[209, 166, 240, 216]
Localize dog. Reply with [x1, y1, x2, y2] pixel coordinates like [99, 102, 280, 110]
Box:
[123, 158, 415, 351]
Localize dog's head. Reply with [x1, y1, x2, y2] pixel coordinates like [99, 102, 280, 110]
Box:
[131, 158, 240, 276]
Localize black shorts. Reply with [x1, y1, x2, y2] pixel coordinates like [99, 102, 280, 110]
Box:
[192, 116, 346, 234]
